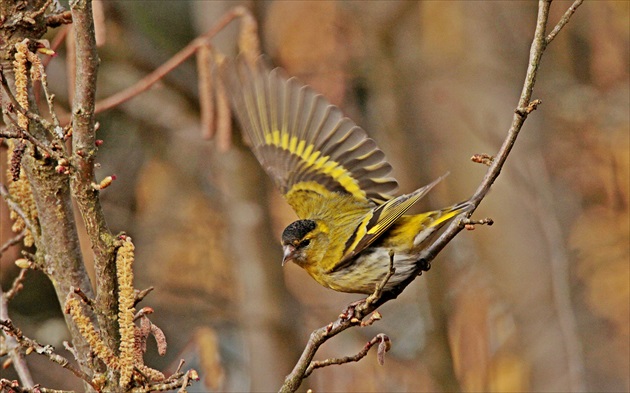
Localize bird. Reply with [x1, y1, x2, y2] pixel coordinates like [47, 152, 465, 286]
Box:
[221, 56, 470, 294]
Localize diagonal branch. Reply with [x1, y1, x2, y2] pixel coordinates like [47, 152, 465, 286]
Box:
[0, 184, 39, 237]
[93, 6, 250, 115]
[0, 231, 26, 257]
[546, 0, 584, 45]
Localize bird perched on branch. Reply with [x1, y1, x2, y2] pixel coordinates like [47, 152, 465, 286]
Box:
[222, 56, 469, 294]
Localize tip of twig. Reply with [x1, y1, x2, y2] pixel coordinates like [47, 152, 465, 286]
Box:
[462, 218, 494, 230]
[471, 153, 494, 166]
[91, 175, 116, 190]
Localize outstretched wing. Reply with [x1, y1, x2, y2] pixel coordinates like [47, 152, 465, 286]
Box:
[221, 56, 399, 216]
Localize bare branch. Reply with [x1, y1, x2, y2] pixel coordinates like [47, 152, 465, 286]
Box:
[93, 7, 250, 114]
[546, 0, 584, 45]
[0, 380, 76, 393]
[1, 283, 34, 388]
[129, 369, 199, 393]
[304, 334, 391, 378]
[0, 68, 57, 136]
[0, 69, 65, 160]
[4, 268, 29, 301]
[0, 231, 26, 257]
[0, 319, 98, 389]
[0, 184, 38, 237]
[280, 256, 394, 392]
[69, 0, 119, 353]
[1, 112, 59, 160]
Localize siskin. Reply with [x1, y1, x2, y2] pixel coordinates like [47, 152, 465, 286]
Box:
[222, 57, 470, 294]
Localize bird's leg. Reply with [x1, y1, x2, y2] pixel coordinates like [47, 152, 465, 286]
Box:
[366, 250, 396, 306]
[339, 251, 396, 322]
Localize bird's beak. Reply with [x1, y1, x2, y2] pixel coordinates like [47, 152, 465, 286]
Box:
[282, 244, 294, 266]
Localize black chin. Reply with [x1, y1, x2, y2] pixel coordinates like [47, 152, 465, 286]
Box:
[281, 219, 316, 244]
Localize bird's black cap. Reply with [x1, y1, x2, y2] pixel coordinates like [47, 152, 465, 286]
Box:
[282, 220, 316, 244]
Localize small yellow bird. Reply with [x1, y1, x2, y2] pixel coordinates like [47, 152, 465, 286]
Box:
[223, 57, 469, 294]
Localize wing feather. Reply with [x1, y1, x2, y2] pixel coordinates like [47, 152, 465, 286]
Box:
[222, 56, 399, 212]
[335, 174, 449, 266]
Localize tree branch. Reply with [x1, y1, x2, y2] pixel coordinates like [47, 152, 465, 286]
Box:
[546, 0, 584, 45]
[1, 284, 34, 388]
[0, 231, 26, 258]
[279, 1, 584, 391]
[68, 0, 118, 353]
[0, 379, 76, 393]
[93, 6, 248, 115]
[0, 184, 38, 237]
[0, 1, 98, 383]
[304, 333, 391, 378]
[0, 319, 98, 390]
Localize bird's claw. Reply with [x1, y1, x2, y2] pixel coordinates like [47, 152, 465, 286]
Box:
[339, 299, 365, 323]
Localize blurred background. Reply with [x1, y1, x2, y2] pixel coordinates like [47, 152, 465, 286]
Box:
[1, 1, 628, 391]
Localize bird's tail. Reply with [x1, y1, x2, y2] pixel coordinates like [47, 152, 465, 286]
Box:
[412, 200, 472, 247]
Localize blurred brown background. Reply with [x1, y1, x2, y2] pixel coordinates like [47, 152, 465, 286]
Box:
[1, 1, 628, 392]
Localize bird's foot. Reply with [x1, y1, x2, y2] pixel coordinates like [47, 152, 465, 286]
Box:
[339, 251, 396, 323]
[339, 299, 365, 323]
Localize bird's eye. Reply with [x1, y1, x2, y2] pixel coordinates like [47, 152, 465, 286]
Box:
[298, 239, 311, 248]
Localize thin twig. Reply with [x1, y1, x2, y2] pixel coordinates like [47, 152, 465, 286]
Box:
[280, 263, 394, 392]
[5, 268, 29, 301]
[214, 53, 232, 151]
[0, 319, 98, 389]
[468, 0, 550, 210]
[0, 380, 75, 393]
[304, 334, 391, 378]
[1, 283, 34, 388]
[471, 153, 494, 166]
[36, 59, 62, 130]
[0, 68, 56, 134]
[26, 0, 52, 20]
[0, 73, 64, 160]
[0, 71, 65, 160]
[2, 112, 59, 160]
[0, 183, 38, 237]
[131, 369, 199, 393]
[546, 0, 584, 45]
[461, 217, 494, 230]
[93, 7, 249, 115]
[0, 231, 25, 258]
